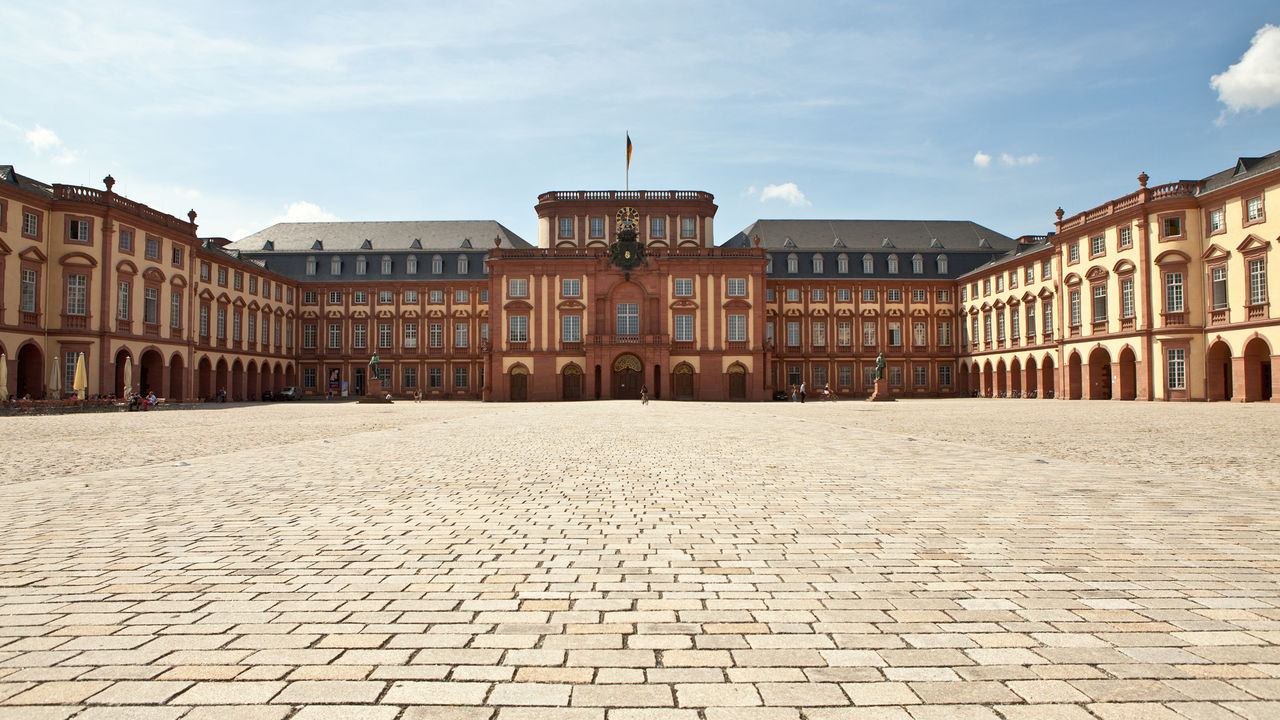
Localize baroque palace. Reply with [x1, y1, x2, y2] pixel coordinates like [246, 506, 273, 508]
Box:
[1, 149, 1277, 403]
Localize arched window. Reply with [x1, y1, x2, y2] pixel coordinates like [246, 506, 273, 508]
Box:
[912, 254, 923, 274]
[431, 255, 443, 274]
[837, 253, 849, 274]
[812, 254, 824, 273]
[787, 253, 798, 273]
[406, 255, 418, 274]
[355, 256, 367, 275]
[937, 255, 948, 274]
[381, 256, 392, 274]
[305, 256, 317, 276]
[887, 255, 899, 274]
[330, 256, 341, 275]
[765, 256, 773, 273]
[862, 254, 874, 274]
[457, 255, 469, 274]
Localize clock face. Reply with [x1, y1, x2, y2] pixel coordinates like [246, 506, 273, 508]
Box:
[616, 206, 639, 232]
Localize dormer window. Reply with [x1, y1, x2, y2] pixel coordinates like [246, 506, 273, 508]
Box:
[812, 255, 824, 273]
[381, 256, 392, 274]
[862, 254, 874, 273]
[887, 255, 899, 274]
[330, 257, 341, 275]
[912, 254, 923, 274]
[355, 256, 367, 275]
[837, 253, 848, 274]
[432, 255, 443, 274]
[937, 255, 948, 274]
[786, 253, 798, 273]
[407, 255, 418, 274]
[458, 255, 469, 274]
[305, 256, 317, 276]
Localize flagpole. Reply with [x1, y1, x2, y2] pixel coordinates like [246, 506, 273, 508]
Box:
[626, 130, 629, 191]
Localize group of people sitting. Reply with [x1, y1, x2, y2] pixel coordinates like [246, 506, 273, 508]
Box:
[125, 391, 158, 411]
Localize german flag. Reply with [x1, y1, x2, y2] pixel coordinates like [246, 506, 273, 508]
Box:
[626, 132, 633, 171]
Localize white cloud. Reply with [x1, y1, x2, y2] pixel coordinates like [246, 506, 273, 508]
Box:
[1212, 24, 1280, 117]
[25, 125, 61, 153]
[973, 151, 992, 168]
[1000, 152, 1040, 166]
[759, 182, 810, 207]
[269, 201, 339, 225]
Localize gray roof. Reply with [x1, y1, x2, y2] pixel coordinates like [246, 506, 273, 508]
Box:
[229, 220, 530, 253]
[725, 219, 1018, 252]
[957, 238, 1055, 280]
[0, 165, 53, 197]
[1199, 149, 1280, 194]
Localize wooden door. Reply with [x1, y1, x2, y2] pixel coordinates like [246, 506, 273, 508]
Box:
[728, 366, 746, 400]
[562, 369, 581, 401]
[510, 371, 527, 401]
[674, 364, 694, 400]
[611, 355, 642, 399]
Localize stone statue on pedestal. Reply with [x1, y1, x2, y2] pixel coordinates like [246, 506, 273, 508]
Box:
[874, 352, 887, 381]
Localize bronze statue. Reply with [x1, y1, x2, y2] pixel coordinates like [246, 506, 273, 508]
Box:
[368, 352, 380, 381]
[874, 352, 886, 381]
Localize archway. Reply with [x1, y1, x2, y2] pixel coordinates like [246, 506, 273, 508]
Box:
[274, 362, 284, 392]
[728, 363, 747, 400]
[114, 348, 133, 397]
[652, 364, 662, 400]
[673, 363, 695, 400]
[231, 359, 245, 401]
[995, 359, 1008, 397]
[198, 357, 214, 399]
[285, 363, 296, 386]
[139, 349, 164, 396]
[1067, 351, 1083, 399]
[1242, 337, 1273, 402]
[981, 361, 993, 398]
[246, 360, 259, 400]
[1024, 356, 1039, 398]
[561, 364, 582, 401]
[1042, 355, 1056, 398]
[957, 362, 970, 397]
[1206, 341, 1232, 401]
[1009, 357, 1022, 396]
[509, 364, 528, 402]
[15, 344, 44, 399]
[1118, 346, 1137, 400]
[215, 358, 229, 398]
[1087, 347, 1112, 400]
[260, 362, 271, 398]
[169, 354, 185, 401]
[612, 354, 642, 399]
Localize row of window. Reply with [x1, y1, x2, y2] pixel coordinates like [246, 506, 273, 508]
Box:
[558, 216, 698, 240]
[783, 363, 954, 389]
[302, 321, 489, 351]
[301, 365, 478, 391]
[971, 303, 1050, 347]
[770, 319, 953, 348]
[1208, 196, 1265, 235]
[303, 254, 481, 277]
[966, 259, 1053, 301]
[198, 306, 291, 349]
[198, 261, 290, 303]
[771, 253, 948, 275]
[768, 287, 951, 304]
[302, 288, 489, 305]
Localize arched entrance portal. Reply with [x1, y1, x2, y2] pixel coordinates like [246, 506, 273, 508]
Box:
[114, 348, 132, 397]
[1087, 347, 1112, 400]
[215, 359, 229, 398]
[982, 361, 993, 397]
[198, 357, 214, 399]
[169, 354, 185, 401]
[1206, 341, 1232, 401]
[1024, 356, 1038, 397]
[509, 365, 528, 402]
[995, 359, 1008, 397]
[1009, 358, 1022, 396]
[728, 363, 747, 400]
[1118, 346, 1137, 400]
[1067, 352, 1083, 399]
[561, 364, 582, 401]
[957, 362, 970, 396]
[673, 363, 694, 400]
[1242, 337, 1273, 402]
[1042, 355, 1056, 398]
[16, 344, 44, 399]
[139, 349, 164, 396]
[612, 354, 642, 399]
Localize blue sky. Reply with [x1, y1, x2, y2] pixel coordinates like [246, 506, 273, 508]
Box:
[2, 1, 1278, 244]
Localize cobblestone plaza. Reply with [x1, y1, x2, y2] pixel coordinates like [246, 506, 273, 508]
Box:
[2, 400, 1279, 719]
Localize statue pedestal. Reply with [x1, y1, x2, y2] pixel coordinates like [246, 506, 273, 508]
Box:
[359, 378, 393, 404]
[867, 378, 895, 402]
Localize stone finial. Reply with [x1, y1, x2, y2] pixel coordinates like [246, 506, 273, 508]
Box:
[188, 209, 197, 224]
[1138, 171, 1149, 188]
[493, 236, 502, 247]
[1054, 207, 1064, 221]
[752, 235, 761, 248]
[103, 174, 115, 192]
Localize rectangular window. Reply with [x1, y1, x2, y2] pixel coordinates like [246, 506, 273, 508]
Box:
[971, 316, 979, 345]
[233, 272, 243, 291]
[1167, 348, 1186, 390]
[995, 276, 1003, 292]
[248, 276, 257, 294]
[1208, 208, 1225, 234]
[69, 219, 91, 243]
[354, 290, 368, 305]
[563, 278, 582, 297]
[22, 211, 38, 237]
[983, 279, 991, 296]
[1118, 226, 1132, 249]
[888, 321, 902, 347]
[380, 290, 394, 304]
[303, 368, 317, 389]
[119, 229, 133, 252]
[889, 365, 903, 387]
[1025, 305, 1035, 338]
[403, 367, 417, 389]
[673, 314, 693, 342]
[786, 288, 800, 302]
[382, 257, 392, 274]
[1246, 196, 1264, 223]
[232, 313, 242, 341]
[616, 302, 639, 335]
[480, 322, 489, 342]
[838, 365, 853, 387]
[837, 321, 852, 346]
[1025, 265, 1034, 284]
[1042, 259, 1052, 280]
[303, 290, 317, 305]
[429, 290, 443, 304]
[650, 217, 665, 238]
[937, 289, 950, 303]
[454, 323, 468, 348]
[429, 322, 443, 348]
[1091, 284, 1107, 323]
[813, 365, 828, 387]
[1122, 277, 1136, 317]
[983, 313, 992, 343]
[673, 278, 693, 297]
[353, 323, 367, 349]
[302, 323, 316, 348]
[453, 289, 467, 304]
[65, 354, 78, 394]
[729, 315, 748, 343]
[1090, 235, 1105, 257]
[66, 274, 87, 316]
[1249, 258, 1267, 305]
[837, 288, 851, 302]
[1069, 289, 1081, 326]
[454, 366, 469, 389]
[913, 365, 927, 387]
[305, 258, 316, 276]
[405, 290, 418, 303]
[1162, 216, 1182, 238]
[1010, 308, 1020, 338]
[1165, 272, 1184, 313]
[199, 306, 210, 338]
[1068, 243, 1080, 264]
[680, 217, 696, 238]
[509, 278, 528, 298]
[939, 365, 953, 387]
[508, 316, 528, 343]
[727, 278, 747, 297]
[589, 217, 604, 238]
[480, 290, 488, 303]
[117, 281, 131, 320]
[331, 257, 342, 275]
[143, 288, 159, 324]
[912, 288, 927, 303]
[913, 321, 927, 347]
[215, 308, 227, 339]
[247, 314, 256, 344]
[327, 322, 340, 349]
[562, 315, 582, 343]
[887, 289, 901, 303]
[404, 323, 418, 348]
[786, 321, 801, 346]
[170, 291, 182, 329]
[996, 311, 1005, 341]
[764, 321, 774, 345]
[429, 367, 443, 388]
[862, 320, 876, 346]
[811, 288, 825, 302]
[861, 288, 876, 303]
[328, 290, 342, 305]
[937, 320, 951, 346]
[863, 366, 876, 387]
[379, 323, 392, 349]
[812, 255, 824, 273]
[1043, 303, 1053, 338]
[558, 217, 573, 239]
[1009, 271, 1018, 289]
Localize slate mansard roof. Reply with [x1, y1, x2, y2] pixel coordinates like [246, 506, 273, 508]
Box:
[724, 219, 1019, 279]
[1199, 149, 1280, 194]
[229, 220, 531, 253]
[0, 165, 54, 197]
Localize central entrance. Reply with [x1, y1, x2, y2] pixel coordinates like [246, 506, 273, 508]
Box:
[612, 354, 642, 399]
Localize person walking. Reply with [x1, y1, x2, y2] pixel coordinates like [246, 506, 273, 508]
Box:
[640, 384, 649, 405]
[799, 381, 807, 403]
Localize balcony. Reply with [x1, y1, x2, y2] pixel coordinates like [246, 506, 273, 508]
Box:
[560, 342, 582, 353]
[538, 190, 714, 203]
[63, 315, 88, 330]
[1209, 309, 1228, 325]
[508, 341, 528, 351]
[671, 341, 695, 352]
[588, 333, 668, 346]
[1091, 320, 1108, 334]
[116, 319, 133, 334]
[143, 323, 160, 338]
[1163, 312, 1186, 327]
[20, 311, 40, 328]
[1248, 305, 1267, 321]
